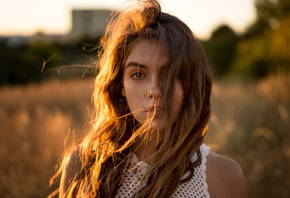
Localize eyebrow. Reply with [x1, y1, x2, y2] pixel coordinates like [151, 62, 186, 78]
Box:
[125, 62, 147, 69]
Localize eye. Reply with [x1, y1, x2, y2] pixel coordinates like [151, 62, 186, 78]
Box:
[131, 71, 144, 80]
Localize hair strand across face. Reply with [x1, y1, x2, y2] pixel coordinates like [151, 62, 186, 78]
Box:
[50, 1, 212, 197]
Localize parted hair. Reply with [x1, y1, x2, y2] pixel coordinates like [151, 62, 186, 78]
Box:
[50, 0, 212, 197]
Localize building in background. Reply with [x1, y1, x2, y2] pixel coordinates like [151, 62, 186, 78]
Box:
[69, 9, 113, 41]
[3, 9, 114, 46]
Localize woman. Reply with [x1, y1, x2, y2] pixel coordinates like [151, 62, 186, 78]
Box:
[53, 1, 247, 197]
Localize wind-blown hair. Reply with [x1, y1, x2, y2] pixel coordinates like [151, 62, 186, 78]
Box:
[50, 1, 212, 197]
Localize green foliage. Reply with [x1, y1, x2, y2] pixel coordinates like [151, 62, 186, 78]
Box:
[202, 25, 239, 78]
[231, 33, 270, 78]
[0, 44, 27, 85]
[248, 0, 290, 36]
[201, 0, 290, 80]
[0, 41, 60, 85]
[24, 41, 59, 61]
[256, 0, 290, 23]
[231, 15, 290, 79]
[0, 36, 100, 86]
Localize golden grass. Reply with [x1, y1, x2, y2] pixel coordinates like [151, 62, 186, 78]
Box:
[207, 73, 290, 197]
[0, 73, 289, 197]
[0, 78, 95, 197]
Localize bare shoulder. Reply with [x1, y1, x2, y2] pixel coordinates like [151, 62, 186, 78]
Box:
[59, 148, 82, 197]
[206, 151, 247, 198]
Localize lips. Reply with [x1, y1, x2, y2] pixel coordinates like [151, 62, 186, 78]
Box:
[145, 106, 164, 117]
[146, 105, 161, 111]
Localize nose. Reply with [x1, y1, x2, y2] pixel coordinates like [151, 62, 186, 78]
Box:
[146, 77, 161, 99]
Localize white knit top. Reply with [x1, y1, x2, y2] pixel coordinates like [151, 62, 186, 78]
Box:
[115, 144, 210, 198]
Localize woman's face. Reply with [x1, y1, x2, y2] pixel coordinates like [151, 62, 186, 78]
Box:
[121, 39, 184, 130]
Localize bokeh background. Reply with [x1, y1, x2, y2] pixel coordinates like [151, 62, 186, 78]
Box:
[0, 0, 289, 197]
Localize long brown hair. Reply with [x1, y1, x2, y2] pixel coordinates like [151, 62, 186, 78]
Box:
[51, 0, 212, 197]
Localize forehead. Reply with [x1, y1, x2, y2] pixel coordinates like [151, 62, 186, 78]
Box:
[125, 39, 169, 68]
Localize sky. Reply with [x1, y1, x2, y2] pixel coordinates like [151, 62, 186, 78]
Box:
[0, 0, 256, 40]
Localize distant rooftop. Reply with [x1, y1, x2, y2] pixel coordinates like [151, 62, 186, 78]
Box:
[69, 9, 115, 41]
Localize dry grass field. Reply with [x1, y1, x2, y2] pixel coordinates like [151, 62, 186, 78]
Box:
[0, 73, 289, 197]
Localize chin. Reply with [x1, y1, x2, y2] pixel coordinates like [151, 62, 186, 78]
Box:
[146, 119, 166, 132]
[134, 114, 167, 131]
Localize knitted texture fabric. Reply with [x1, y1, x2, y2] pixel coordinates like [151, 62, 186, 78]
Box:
[115, 144, 210, 198]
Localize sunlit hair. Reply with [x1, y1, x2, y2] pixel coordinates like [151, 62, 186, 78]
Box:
[50, 0, 212, 197]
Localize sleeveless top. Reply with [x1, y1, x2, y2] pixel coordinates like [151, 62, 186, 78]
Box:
[115, 144, 210, 198]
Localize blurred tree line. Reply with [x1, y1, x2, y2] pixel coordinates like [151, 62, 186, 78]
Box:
[0, 34, 100, 86]
[202, 0, 290, 79]
[0, 0, 289, 86]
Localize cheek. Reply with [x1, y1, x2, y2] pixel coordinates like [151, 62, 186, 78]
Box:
[123, 82, 143, 109]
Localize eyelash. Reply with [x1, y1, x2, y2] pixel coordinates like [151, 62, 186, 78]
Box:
[131, 71, 144, 80]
